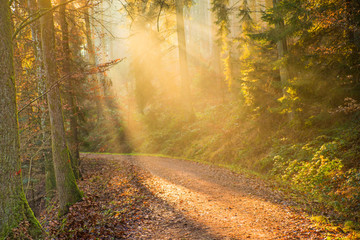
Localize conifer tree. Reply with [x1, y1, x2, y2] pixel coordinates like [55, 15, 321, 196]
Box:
[211, 0, 233, 90]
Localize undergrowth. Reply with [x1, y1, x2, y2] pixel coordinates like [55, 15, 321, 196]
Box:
[132, 99, 360, 225]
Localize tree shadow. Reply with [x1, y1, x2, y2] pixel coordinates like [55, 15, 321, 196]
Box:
[125, 160, 220, 240]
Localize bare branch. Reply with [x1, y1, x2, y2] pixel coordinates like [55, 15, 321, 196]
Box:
[18, 59, 124, 114]
[119, 0, 134, 21]
[157, 0, 164, 32]
[12, 0, 75, 40]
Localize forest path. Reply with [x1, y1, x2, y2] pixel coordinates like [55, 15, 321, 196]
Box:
[82, 153, 330, 239]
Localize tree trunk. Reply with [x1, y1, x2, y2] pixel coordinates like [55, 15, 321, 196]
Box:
[210, 8, 225, 100]
[176, 0, 195, 119]
[59, 0, 80, 179]
[273, 0, 293, 120]
[38, 0, 82, 216]
[345, 0, 360, 83]
[0, 0, 42, 238]
[273, 0, 289, 90]
[84, 7, 104, 122]
[27, 0, 56, 202]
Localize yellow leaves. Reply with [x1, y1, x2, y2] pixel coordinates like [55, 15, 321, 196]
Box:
[278, 95, 286, 103]
[21, 55, 35, 70]
[241, 82, 253, 107]
[219, 22, 232, 91]
[222, 55, 232, 90]
[239, 44, 250, 61]
[286, 87, 297, 97]
[277, 86, 302, 114]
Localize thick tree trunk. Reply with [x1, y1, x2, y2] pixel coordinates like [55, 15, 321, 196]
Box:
[0, 0, 42, 238]
[59, 0, 80, 179]
[176, 0, 195, 119]
[38, 0, 82, 216]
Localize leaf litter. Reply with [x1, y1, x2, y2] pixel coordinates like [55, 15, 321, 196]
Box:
[38, 154, 356, 239]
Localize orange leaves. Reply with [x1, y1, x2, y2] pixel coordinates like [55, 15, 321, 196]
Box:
[88, 58, 124, 75]
[41, 155, 153, 239]
[15, 168, 22, 176]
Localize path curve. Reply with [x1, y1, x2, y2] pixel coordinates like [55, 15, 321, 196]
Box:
[128, 155, 324, 239]
[83, 154, 329, 239]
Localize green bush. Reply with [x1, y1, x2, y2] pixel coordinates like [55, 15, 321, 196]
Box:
[134, 95, 360, 221]
[265, 132, 360, 220]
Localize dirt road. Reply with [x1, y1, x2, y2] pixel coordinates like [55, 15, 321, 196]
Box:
[82, 154, 335, 239]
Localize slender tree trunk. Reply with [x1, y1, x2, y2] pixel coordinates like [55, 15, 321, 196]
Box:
[38, 0, 82, 216]
[273, 0, 293, 120]
[0, 0, 42, 238]
[345, 0, 360, 83]
[27, 0, 56, 202]
[273, 0, 289, 90]
[176, 0, 195, 119]
[210, 8, 225, 100]
[84, 7, 103, 122]
[59, 0, 80, 179]
[99, 1, 109, 97]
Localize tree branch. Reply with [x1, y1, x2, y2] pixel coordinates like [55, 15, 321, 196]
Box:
[18, 59, 124, 114]
[119, 0, 134, 21]
[157, 0, 164, 32]
[12, 0, 75, 40]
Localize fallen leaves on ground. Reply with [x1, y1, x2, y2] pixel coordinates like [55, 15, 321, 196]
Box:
[39, 154, 359, 239]
[40, 157, 152, 239]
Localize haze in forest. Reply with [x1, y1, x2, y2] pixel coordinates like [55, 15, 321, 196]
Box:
[1, 0, 360, 238]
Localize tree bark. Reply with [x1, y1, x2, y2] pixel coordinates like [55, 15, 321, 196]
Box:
[345, 0, 360, 83]
[27, 0, 57, 202]
[84, 7, 104, 122]
[0, 0, 42, 238]
[210, 7, 225, 99]
[273, 0, 293, 120]
[38, 0, 82, 216]
[273, 0, 289, 90]
[59, 0, 80, 179]
[176, 0, 195, 119]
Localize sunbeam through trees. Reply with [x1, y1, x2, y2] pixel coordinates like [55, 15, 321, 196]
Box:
[0, 0, 360, 239]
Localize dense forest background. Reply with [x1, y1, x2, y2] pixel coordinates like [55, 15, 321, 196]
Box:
[1, 0, 360, 238]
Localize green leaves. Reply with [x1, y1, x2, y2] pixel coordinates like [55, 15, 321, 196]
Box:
[265, 130, 360, 220]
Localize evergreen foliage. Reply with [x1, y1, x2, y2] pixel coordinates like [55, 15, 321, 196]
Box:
[2, 0, 360, 233]
[125, 0, 360, 222]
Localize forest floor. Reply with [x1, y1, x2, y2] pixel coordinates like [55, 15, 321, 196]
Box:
[41, 153, 353, 239]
